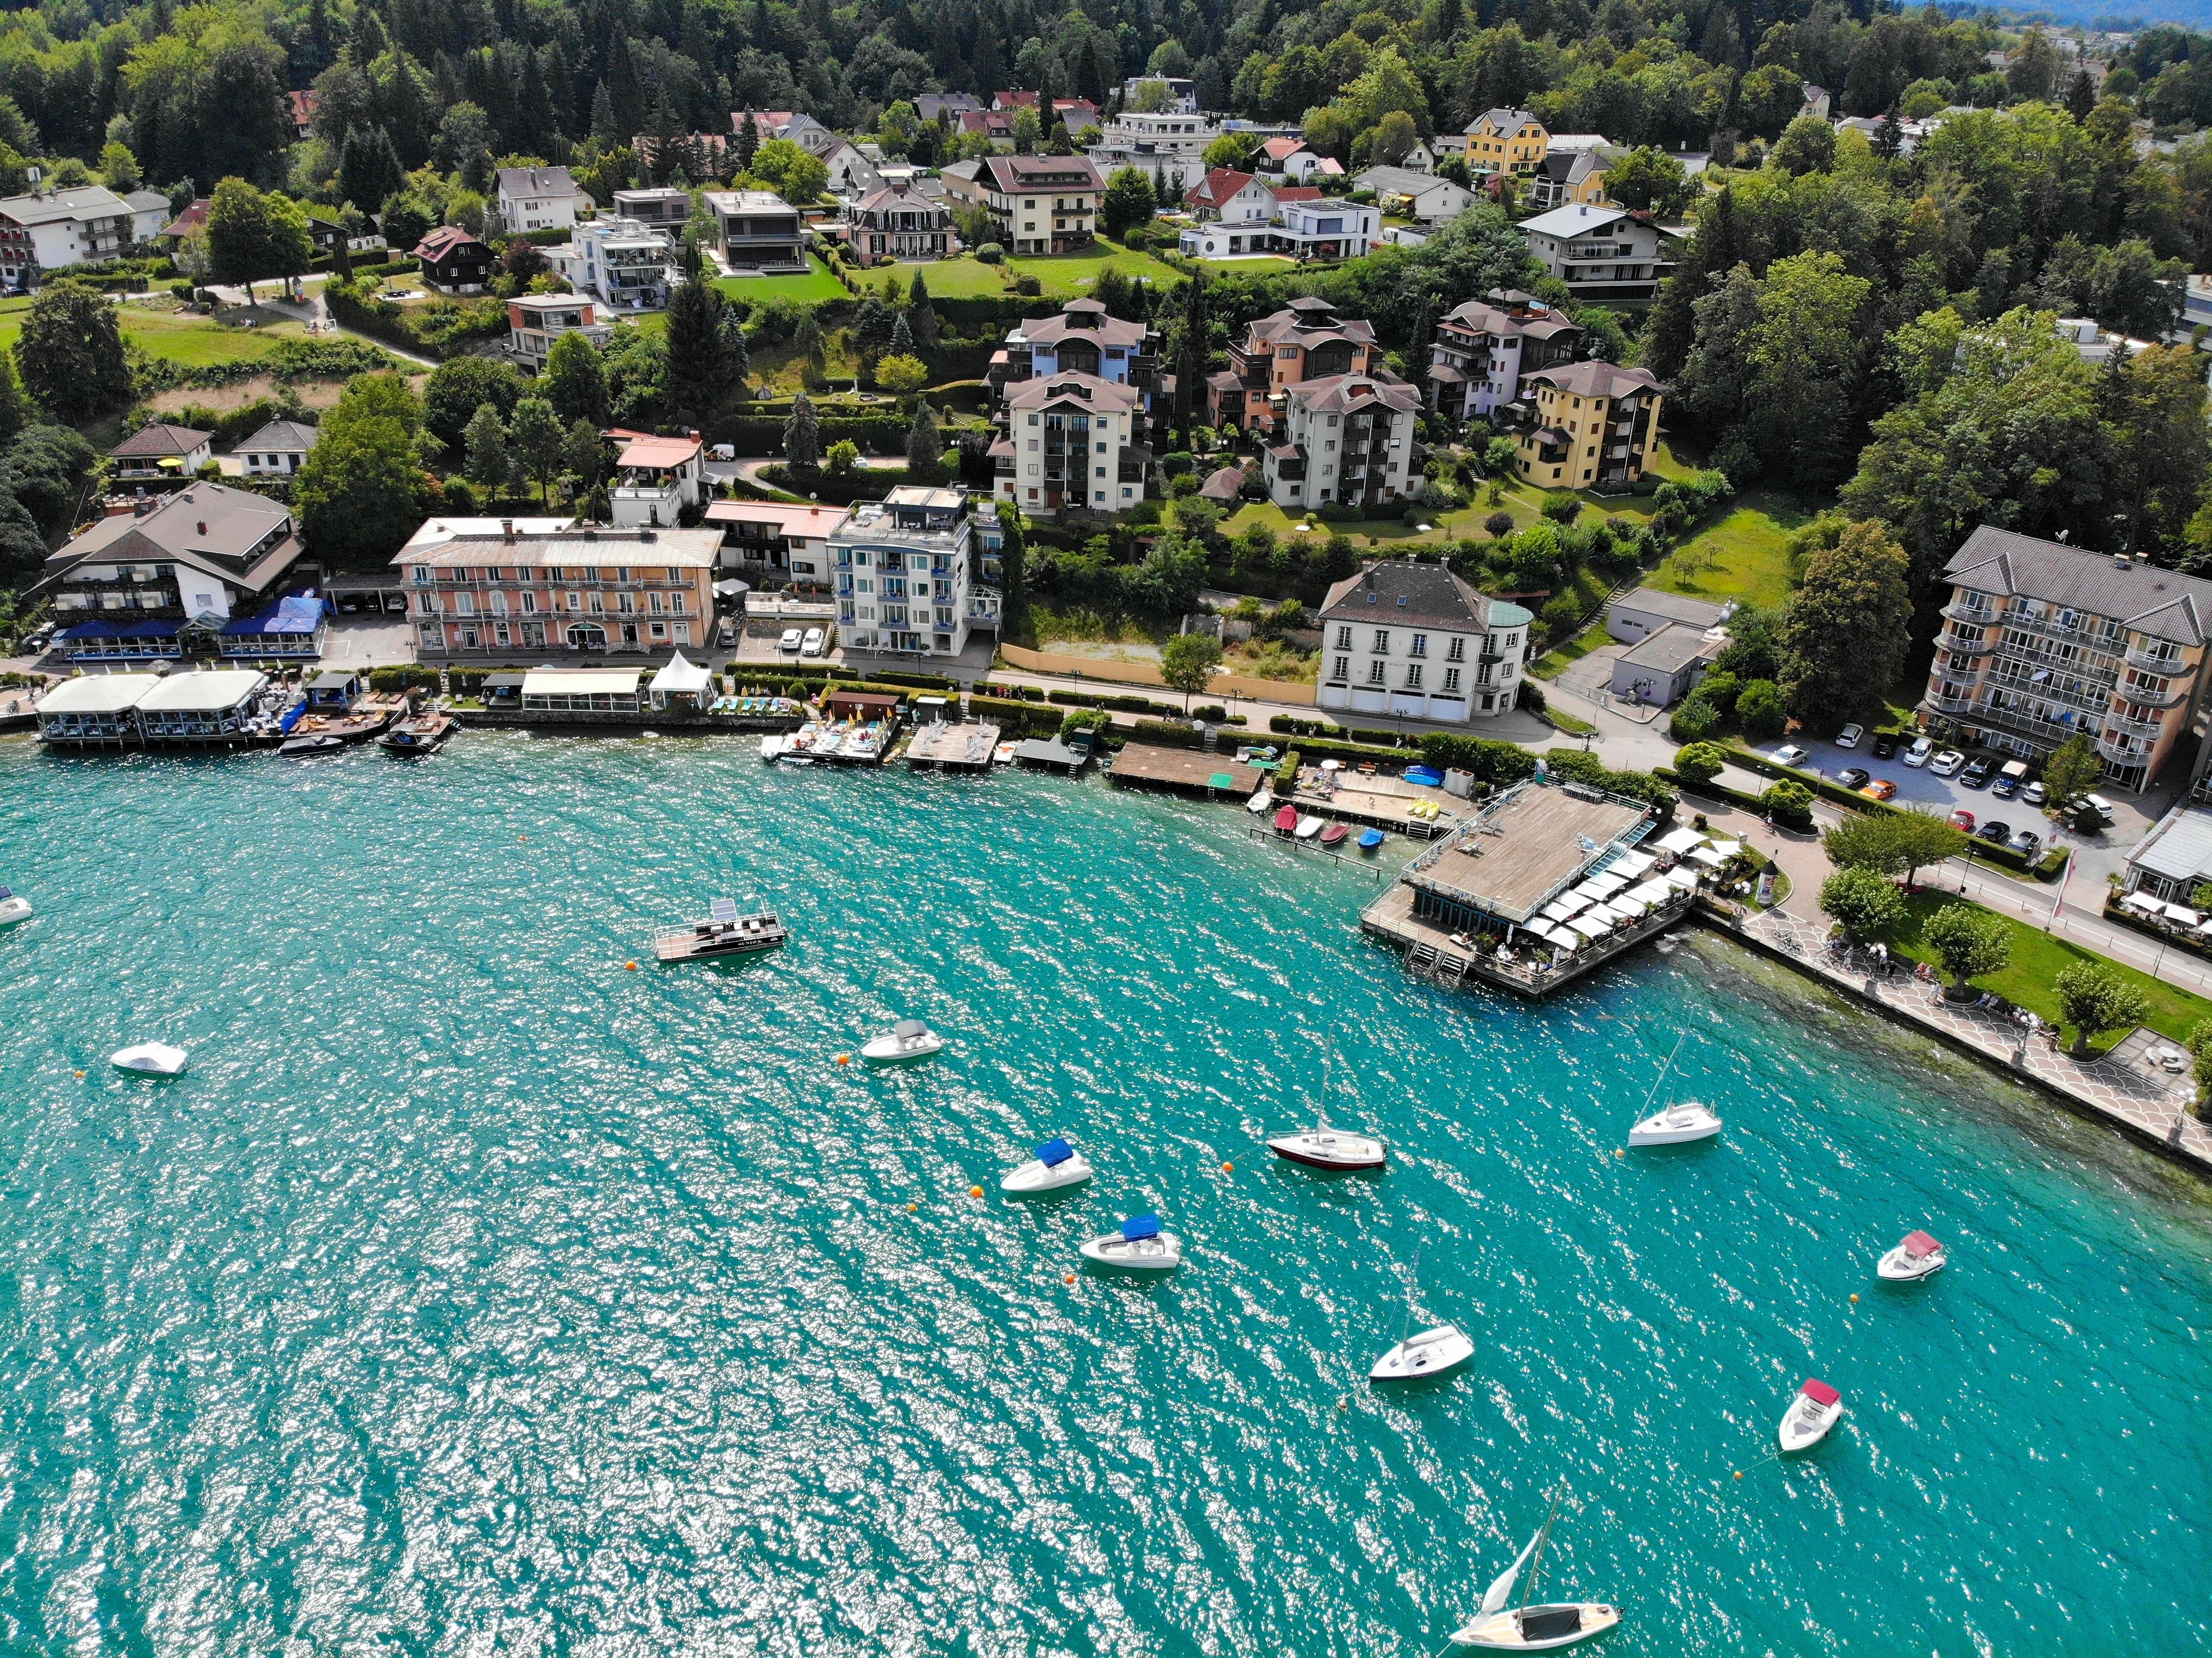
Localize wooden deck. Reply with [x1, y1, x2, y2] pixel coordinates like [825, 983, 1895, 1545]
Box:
[1361, 879, 1692, 996]
[906, 721, 1000, 768]
[1406, 785, 1649, 924]
[1107, 743, 1263, 797]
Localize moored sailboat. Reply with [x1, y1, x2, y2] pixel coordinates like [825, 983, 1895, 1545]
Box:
[1450, 1494, 1622, 1650]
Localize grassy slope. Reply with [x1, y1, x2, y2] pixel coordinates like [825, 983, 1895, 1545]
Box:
[887, 244, 1186, 301]
[1640, 488, 1811, 612]
[0, 303, 314, 367]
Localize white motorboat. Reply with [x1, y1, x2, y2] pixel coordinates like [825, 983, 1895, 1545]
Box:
[1269, 1121, 1387, 1172]
[1079, 1214, 1182, 1271]
[1001, 1136, 1093, 1194]
[1294, 814, 1325, 839]
[111, 1041, 189, 1076]
[1878, 1230, 1947, 1282]
[1778, 1378, 1843, 1452]
[1452, 1495, 1620, 1650]
[1626, 1032, 1721, 1146]
[993, 743, 1017, 764]
[759, 734, 787, 761]
[859, 1019, 942, 1064]
[1247, 786, 1272, 814]
[1371, 1246, 1471, 1382]
[0, 886, 30, 928]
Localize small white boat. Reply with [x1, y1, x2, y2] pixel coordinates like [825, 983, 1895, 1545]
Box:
[1079, 1214, 1182, 1271]
[1626, 1032, 1721, 1146]
[0, 886, 31, 928]
[1246, 786, 1272, 814]
[1001, 1136, 1093, 1194]
[993, 743, 1017, 765]
[860, 1018, 943, 1064]
[1269, 1121, 1387, 1172]
[779, 753, 815, 767]
[1451, 1495, 1620, 1650]
[1371, 1322, 1475, 1381]
[111, 1042, 189, 1076]
[759, 734, 787, 761]
[1294, 814, 1325, 839]
[1778, 1378, 1843, 1452]
[1877, 1229, 1947, 1282]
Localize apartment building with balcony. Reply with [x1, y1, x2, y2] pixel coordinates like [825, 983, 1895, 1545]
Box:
[1205, 296, 1384, 437]
[1318, 560, 1533, 724]
[987, 299, 1162, 437]
[610, 188, 695, 231]
[507, 293, 612, 370]
[610, 433, 704, 528]
[992, 371, 1148, 517]
[704, 190, 807, 272]
[1087, 111, 1221, 196]
[831, 487, 976, 657]
[840, 180, 954, 262]
[949, 155, 1101, 255]
[1922, 527, 2212, 794]
[1427, 290, 1581, 423]
[553, 218, 678, 311]
[397, 522, 721, 656]
[1460, 109, 1548, 177]
[0, 185, 142, 288]
[1517, 203, 1672, 306]
[1263, 375, 1421, 510]
[496, 166, 585, 233]
[1512, 360, 1664, 489]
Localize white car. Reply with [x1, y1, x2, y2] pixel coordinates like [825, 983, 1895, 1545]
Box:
[1903, 736, 1934, 767]
[1836, 724, 1864, 749]
[1773, 744, 1810, 768]
[1930, 749, 1967, 777]
[800, 627, 827, 658]
[778, 627, 803, 653]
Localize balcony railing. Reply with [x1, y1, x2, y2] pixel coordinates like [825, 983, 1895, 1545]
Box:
[2096, 732, 2141, 764]
[2105, 712, 2168, 741]
[1941, 598, 1998, 625]
[2126, 641, 2186, 674]
[1939, 628, 1993, 656]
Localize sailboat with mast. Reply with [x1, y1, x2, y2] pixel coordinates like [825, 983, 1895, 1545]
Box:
[1625, 1032, 1722, 1147]
[1269, 1042, 1387, 1171]
[1451, 1493, 1622, 1650]
[1369, 1247, 1473, 1382]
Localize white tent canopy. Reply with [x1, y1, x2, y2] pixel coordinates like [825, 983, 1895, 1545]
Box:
[650, 652, 713, 697]
[1688, 845, 1727, 868]
[2163, 901, 2203, 926]
[1567, 913, 1612, 939]
[1627, 877, 1675, 906]
[1542, 893, 1592, 921]
[1656, 827, 1707, 855]
[1663, 866, 1700, 890]
[1610, 850, 1657, 878]
[1710, 839, 1745, 858]
[2120, 891, 2164, 915]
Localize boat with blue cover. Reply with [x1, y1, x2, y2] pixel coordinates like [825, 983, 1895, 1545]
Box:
[1001, 1136, 1093, 1194]
[1358, 828, 1385, 854]
[1080, 1213, 1182, 1271]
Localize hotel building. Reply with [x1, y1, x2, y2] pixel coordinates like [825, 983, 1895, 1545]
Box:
[831, 487, 977, 658]
[1318, 560, 1533, 725]
[396, 522, 722, 657]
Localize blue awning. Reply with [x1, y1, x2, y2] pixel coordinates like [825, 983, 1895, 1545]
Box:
[56, 618, 179, 641]
[222, 590, 324, 638]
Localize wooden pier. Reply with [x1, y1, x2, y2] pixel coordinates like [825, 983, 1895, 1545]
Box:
[1106, 743, 1263, 797]
[905, 720, 1000, 769]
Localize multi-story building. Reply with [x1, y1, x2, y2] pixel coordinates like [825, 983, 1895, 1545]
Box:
[1318, 560, 1534, 724]
[951, 155, 1101, 255]
[609, 434, 704, 529]
[496, 166, 585, 233]
[988, 299, 1162, 438]
[1517, 203, 1671, 305]
[1427, 290, 1582, 422]
[1089, 111, 1221, 196]
[40, 483, 313, 661]
[704, 499, 841, 582]
[1923, 528, 2212, 794]
[554, 217, 678, 310]
[398, 522, 721, 656]
[507, 293, 612, 370]
[1352, 166, 1476, 222]
[111, 423, 212, 488]
[840, 180, 954, 261]
[0, 185, 141, 287]
[416, 226, 495, 295]
[1461, 109, 1549, 176]
[611, 187, 696, 230]
[1512, 361, 1663, 490]
[1274, 195, 1379, 261]
[1185, 169, 1281, 225]
[831, 487, 977, 657]
[992, 371, 1147, 517]
[702, 190, 807, 272]
[1262, 375, 1421, 510]
[1121, 75, 1198, 112]
[1527, 147, 1616, 210]
[1205, 296, 1384, 437]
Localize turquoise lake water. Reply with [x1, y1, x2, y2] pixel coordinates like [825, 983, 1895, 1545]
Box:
[0, 731, 2207, 1656]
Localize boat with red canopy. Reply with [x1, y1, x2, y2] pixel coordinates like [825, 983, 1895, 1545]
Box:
[1778, 1378, 1843, 1451]
[1878, 1230, 1947, 1281]
[1272, 805, 1298, 836]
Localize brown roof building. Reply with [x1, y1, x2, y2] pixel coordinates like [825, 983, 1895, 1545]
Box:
[1209, 295, 1386, 437]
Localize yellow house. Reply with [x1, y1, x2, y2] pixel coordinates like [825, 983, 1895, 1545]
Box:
[1462, 108, 1548, 176]
[1513, 361, 1666, 490]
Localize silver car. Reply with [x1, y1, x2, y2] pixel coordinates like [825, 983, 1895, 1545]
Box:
[778, 627, 803, 652]
[801, 627, 827, 658]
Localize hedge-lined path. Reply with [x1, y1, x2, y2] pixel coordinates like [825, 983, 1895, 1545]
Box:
[264, 286, 439, 370]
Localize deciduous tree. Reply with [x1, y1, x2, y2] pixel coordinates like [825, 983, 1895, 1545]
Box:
[2053, 960, 2151, 1054]
[1161, 632, 1223, 710]
[507, 395, 566, 505]
[205, 177, 312, 302]
[1821, 867, 1906, 941]
[14, 279, 133, 425]
[1777, 520, 1912, 730]
[1924, 902, 2012, 1000]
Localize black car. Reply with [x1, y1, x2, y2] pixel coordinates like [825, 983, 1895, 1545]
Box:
[1962, 757, 1995, 788]
[1978, 820, 2011, 843]
[1871, 731, 1900, 759]
[1836, 766, 1871, 790]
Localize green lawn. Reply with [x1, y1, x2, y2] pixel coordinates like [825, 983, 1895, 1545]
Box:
[716, 255, 850, 306]
[1642, 488, 1812, 612]
[0, 303, 314, 367]
[889, 245, 1187, 303]
[1530, 622, 1618, 682]
[1890, 890, 2212, 1051]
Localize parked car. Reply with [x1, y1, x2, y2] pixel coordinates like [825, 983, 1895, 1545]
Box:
[1962, 757, 1995, 788]
[1860, 778, 1898, 801]
[2083, 794, 2118, 827]
[2023, 780, 2049, 807]
[1978, 820, 2010, 843]
[2011, 829, 2043, 855]
[716, 622, 737, 648]
[1871, 732, 1900, 759]
[778, 627, 803, 653]
[800, 627, 827, 658]
[1837, 723, 1865, 749]
[1836, 766, 1871, 790]
[1930, 749, 1967, 777]
[1774, 744, 1810, 767]
[1950, 808, 1976, 831]
[1991, 773, 2020, 800]
[1904, 737, 1935, 768]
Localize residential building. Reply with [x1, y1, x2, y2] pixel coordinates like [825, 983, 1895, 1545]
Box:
[1604, 587, 1728, 646]
[957, 109, 1021, 151]
[1318, 560, 1533, 724]
[111, 423, 212, 487]
[2052, 315, 2155, 365]
[1922, 528, 2212, 793]
[964, 155, 1101, 255]
[496, 166, 585, 233]
[1801, 82, 1832, 120]
[611, 187, 696, 230]
[702, 190, 806, 272]
[1608, 621, 1722, 707]
[991, 90, 1039, 112]
[287, 90, 318, 138]
[399, 522, 722, 656]
[1516, 202, 1672, 305]
[0, 185, 141, 287]
[414, 226, 495, 295]
[1090, 110, 1222, 194]
[1054, 98, 1104, 133]
[1262, 375, 1421, 510]
[989, 298, 1162, 418]
[767, 113, 884, 194]
[610, 433, 704, 528]
[915, 93, 983, 123]
[705, 498, 841, 581]
[841, 179, 954, 261]
[1427, 290, 1581, 422]
[233, 419, 319, 478]
[122, 189, 170, 243]
[1206, 296, 1384, 436]
[1461, 109, 1548, 176]
[554, 217, 678, 310]
[831, 486, 977, 657]
[506, 293, 612, 370]
[159, 198, 210, 245]
[1526, 147, 1615, 210]
[1255, 136, 1318, 180]
[1273, 194, 1379, 261]
[1512, 360, 1665, 490]
[41, 483, 310, 660]
[1353, 165, 1475, 222]
[1121, 75, 1198, 112]
[993, 372, 1149, 516]
[1185, 169, 1279, 224]
[1198, 464, 1247, 505]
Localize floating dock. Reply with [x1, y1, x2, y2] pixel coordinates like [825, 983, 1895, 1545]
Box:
[1106, 743, 1261, 796]
[906, 720, 1000, 769]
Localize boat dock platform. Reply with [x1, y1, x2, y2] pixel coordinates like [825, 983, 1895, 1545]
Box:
[1284, 769, 1467, 840]
[905, 720, 1000, 769]
[1107, 743, 1262, 797]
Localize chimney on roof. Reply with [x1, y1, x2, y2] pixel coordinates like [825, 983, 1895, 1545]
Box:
[2114, 553, 2132, 568]
[195, 521, 207, 536]
[501, 519, 515, 542]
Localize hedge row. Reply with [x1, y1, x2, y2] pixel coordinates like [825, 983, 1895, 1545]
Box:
[708, 414, 913, 454]
[971, 680, 1049, 701]
[1657, 766, 1813, 832]
[1130, 718, 1204, 749]
[369, 665, 442, 692]
[2100, 899, 2212, 961]
[1047, 688, 1187, 718]
[969, 693, 1062, 738]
